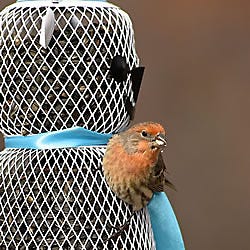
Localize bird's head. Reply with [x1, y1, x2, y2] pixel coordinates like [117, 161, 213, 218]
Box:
[122, 122, 167, 154]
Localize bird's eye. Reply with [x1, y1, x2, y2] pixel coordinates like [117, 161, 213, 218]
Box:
[141, 130, 148, 137]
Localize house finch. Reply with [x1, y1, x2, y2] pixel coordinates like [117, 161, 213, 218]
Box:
[103, 122, 175, 212]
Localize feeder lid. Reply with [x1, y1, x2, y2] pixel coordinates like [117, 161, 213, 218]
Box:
[16, 0, 107, 2]
[12, 0, 114, 8]
[4, 0, 117, 11]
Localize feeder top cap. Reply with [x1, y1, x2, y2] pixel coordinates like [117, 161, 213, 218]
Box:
[14, 0, 112, 7]
[17, 0, 107, 2]
[8, 0, 117, 9]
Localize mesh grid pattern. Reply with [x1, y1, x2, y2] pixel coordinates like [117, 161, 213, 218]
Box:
[0, 3, 138, 136]
[0, 147, 155, 249]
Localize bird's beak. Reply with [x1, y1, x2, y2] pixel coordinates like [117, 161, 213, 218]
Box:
[155, 133, 167, 148]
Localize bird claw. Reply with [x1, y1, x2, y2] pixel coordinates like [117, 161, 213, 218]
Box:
[107, 218, 131, 231]
[104, 212, 136, 242]
[104, 222, 130, 242]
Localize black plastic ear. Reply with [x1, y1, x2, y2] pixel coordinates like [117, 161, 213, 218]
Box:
[110, 55, 145, 121]
[110, 55, 130, 83]
[130, 67, 145, 103]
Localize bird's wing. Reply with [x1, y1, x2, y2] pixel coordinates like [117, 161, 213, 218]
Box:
[149, 153, 177, 192]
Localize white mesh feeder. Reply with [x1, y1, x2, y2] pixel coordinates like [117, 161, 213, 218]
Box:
[0, 0, 155, 249]
[0, 0, 144, 136]
[0, 146, 155, 249]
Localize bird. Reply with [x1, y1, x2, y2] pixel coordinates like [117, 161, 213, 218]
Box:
[103, 122, 175, 212]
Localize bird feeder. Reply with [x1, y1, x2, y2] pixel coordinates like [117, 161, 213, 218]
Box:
[0, 0, 154, 249]
[0, 0, 143, 136]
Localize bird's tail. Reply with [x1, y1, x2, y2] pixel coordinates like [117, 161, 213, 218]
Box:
[165, 179, 177, 192]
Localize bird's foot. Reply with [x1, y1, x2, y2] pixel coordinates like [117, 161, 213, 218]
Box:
[105, 222, 130, 242]
[105, 212, 136, 242]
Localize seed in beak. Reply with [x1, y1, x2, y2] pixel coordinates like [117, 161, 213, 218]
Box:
[155, 133, 167, 147]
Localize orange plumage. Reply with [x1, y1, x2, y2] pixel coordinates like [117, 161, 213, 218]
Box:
[103, 122, 175, 211]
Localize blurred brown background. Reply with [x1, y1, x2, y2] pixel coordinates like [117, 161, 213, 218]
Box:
[1, 0, 250, 249]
